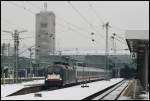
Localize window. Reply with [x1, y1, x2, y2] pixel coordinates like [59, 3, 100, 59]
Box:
[40, 22, 48, 28]
[53, 21, 55, 26]
[47, 66, 62, 75]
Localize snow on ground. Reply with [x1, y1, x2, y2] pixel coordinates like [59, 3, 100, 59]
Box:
[2, 78, 123, 100]
[118, 96, 132, 100]
[1, 83, 24, 99]
[1, 79, 44, 98]
[139, 92, 149, 100]
[21, 80, 44, 86]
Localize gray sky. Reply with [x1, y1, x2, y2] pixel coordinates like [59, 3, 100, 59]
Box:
[1, 1, 149, 56]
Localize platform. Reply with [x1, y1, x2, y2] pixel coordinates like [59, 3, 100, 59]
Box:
[1, 79, 44, 98]
[2, 78, 123, 100]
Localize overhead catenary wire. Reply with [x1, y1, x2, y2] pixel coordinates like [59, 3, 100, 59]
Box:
[115, 37, 127, 45]
[57, 16, 106, 46]
[57, 16, 92, 34]
[114, 34, 127, 44]
[6, 1, 126, 36]
[87, 1, 105, 25]
[57, 19, 101, 34]
[6, 1, 95, 42]
[110, 34, 128, 53]
[2, 17, 35, 40]
[56, 22, 92, 39]
[19, 45, 35, 55]
[67, 1, 105, 40]
[4, 1, 127, 37]
[111, 25, 127, 31]
[115, 35, 126, 41]
[3, 2, 91, 50]
[8, 1, 36, 14]
[7, 1, 104, 45]
[24, 1, 98, 38]
[87, 2, 127, 38]
[2, 18, 35, 39]
[56, 15, 105, 44]
[2, 1, 127, 52]
[115, 38, 128, 52]
[1, 17, 26, 30]
[2, 2, 36, 34]
[2, 31, 34, 40]
[25, 1, 42, 11]
[57, 17, 96, 41]
[56, 21, 104, 45]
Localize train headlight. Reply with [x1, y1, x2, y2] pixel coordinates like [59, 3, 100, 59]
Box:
[47, 73, 62, 80]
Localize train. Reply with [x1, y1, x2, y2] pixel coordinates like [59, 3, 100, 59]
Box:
[45, 62, 110, 87]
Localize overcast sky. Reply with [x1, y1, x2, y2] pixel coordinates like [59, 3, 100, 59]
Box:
[1, 1, 149, 56]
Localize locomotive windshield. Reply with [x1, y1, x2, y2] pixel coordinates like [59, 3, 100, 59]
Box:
[47, 66, 62, 75]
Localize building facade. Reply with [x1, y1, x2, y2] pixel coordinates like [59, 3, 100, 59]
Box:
[35, 11, 55, 64]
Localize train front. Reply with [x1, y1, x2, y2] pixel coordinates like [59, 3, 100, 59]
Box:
[45, 65, 63, 87]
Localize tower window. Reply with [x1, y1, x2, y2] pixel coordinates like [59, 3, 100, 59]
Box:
[40, 22, 48, 28]
[53, 21, 55, 26]
[45, 33, 48, 35]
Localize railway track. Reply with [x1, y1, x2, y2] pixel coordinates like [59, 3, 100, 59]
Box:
[6, 79, 127, 100]
[82, 80, 129, 100]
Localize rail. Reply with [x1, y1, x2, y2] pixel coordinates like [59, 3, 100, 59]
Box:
[82, 80, 128, 100]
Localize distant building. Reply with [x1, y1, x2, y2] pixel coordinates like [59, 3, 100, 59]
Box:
[1, 43, 14, 78]
[35, 10, 55, 64]
[1, 43, 14, 56]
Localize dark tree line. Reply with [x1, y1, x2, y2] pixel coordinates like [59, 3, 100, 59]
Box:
[120, 64, 136, 79]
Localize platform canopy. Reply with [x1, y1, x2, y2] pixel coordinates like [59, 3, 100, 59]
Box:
[125, 30, 149, 91]
[125, 30, 149, 54]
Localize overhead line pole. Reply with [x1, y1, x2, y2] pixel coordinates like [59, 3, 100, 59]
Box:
[1, 43, 5, 84]
[103, 22, 111, 80]
[3, 29, 27, 83]
[111, 33, 117, 78]
[28, 46, 34, 78]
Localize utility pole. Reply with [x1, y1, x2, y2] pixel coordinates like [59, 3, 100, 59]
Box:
[14, 30, 19, 83]
[3, 29, 27, 83]
[1, 43, 5, 84]
[112, 33, 116, 54]
[103, 22, 111, 80]
[111, 33, 117, 78]
[28, 47, 33, 78]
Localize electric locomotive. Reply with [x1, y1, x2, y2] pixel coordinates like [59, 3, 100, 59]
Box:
[45, 62, 109, 87]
